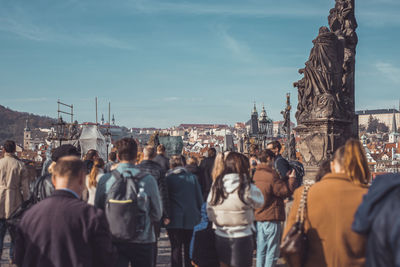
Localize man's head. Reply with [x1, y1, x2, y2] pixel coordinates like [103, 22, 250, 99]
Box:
[3, 140, 16, 154]
[51, 156, 86, 196]
[170, 155, 183, 169]
[108, 151, 117, 162]
[266, 141, 281, 156]
[115, 138, 138, 162]
[207, 148, 216, 158]
[51, 144, 81, 162]
[259, 149, 275, 164]
[143, 146, 156, 160]
[157, 144, 166, 155]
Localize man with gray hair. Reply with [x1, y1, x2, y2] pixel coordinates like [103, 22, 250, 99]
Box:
[137, 146, 170, 266]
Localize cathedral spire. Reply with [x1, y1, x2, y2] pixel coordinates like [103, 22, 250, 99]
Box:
[252, 102, 258, 114]
[24, 119, 30, 132]
[392, 109, 398, 133]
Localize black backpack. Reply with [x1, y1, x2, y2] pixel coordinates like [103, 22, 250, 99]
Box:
[289, 160, 305, 187]
[105, 169, 147, 242]
[31, 174, 55, 204]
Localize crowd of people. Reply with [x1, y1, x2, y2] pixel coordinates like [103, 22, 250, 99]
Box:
[0, 137, 399, 267]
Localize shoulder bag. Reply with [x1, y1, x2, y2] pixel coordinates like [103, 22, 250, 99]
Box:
[280, 183, 312, 267]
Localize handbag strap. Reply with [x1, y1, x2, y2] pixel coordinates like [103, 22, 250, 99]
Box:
[295, 181, 313, 223]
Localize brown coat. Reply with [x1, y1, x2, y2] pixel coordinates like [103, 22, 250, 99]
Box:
[283, 173, 368, 267]
[0, 153, 30, 219]
[253, 163, 297, 222]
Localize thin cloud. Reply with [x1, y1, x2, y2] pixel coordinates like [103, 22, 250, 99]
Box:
[217, 26, 254, 62]
[376, 62, 400, 84]
[163, 97, 180, 102]
[126, 0, 326, 18]
[0, 17, 135, 50]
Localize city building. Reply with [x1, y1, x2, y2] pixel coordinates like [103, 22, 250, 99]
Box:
[357, 108, 400, 130]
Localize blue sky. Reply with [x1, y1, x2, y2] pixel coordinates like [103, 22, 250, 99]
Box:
[0, 0, 399, 128]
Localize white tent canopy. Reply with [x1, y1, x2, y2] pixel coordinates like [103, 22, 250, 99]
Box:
[79, 125, 108, 160]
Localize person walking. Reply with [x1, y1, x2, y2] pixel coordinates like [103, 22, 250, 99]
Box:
[283, 139, 370, 267]
[266, 141, 290, 180]
[166, 155, 203, 267]
[153, 144, 170, 173]
[95, 138, 162, 267]
[137, 145, 170, 266]
[0, 140, 30, 260]
[31, 144, 81, 203]
[185, 156, 201, 181]
[14, 156, 117, 267]
[353, 173, 400, 267]
[253, 149, 297, 267]
[207, 152, 264, 267]
[85, 158, 105, 205]
[104, 151, 118, 173]
[199, 148, 216, 200]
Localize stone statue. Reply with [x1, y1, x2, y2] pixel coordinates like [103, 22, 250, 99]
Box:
[294, 26, 344, 123]
[281, 93, 291, 135]
[68, 120, 79, 139]
[293, 0, 358, 177]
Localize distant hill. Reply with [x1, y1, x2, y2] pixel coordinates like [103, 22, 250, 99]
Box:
[0, 105, 56, 146]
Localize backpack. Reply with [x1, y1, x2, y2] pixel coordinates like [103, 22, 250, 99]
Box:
[289, 160, 305, 187]
[105, 169, 147, 242]
[31, 174, 55, 204]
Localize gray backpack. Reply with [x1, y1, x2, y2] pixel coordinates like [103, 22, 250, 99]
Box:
[105, 169, 147, 242]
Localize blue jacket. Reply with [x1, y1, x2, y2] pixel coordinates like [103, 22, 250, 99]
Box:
[166, 167, 203, 229]
[190, 203, 209, 259]
[352, 173, 400, 267]
[94, 163, 162, 244]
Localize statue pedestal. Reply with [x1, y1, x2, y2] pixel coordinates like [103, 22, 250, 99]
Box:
[295, 118, 354, 181]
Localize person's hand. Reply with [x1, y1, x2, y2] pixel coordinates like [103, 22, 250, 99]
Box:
[164, 218, 170, 225]
[287, 169, 296, 179]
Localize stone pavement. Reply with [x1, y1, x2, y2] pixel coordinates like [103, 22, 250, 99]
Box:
[1, 231, 287, 267]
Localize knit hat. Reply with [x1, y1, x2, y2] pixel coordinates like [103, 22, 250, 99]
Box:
[51, 144, 81, 162]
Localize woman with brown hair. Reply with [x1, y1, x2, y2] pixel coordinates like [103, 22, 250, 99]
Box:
[207, 152, 264, 267]
[166, 155, 203, 267]
[283, 139, 370, 267]
[85, 158, 105, 205]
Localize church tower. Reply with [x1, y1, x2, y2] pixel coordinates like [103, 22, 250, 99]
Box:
[259, 105, 268, 134]
[251, 103, 259, 136]
[23, 119, 31, 150]
[389, 109, 399, 143]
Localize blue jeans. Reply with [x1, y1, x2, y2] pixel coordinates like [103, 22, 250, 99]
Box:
[256, 221, 282, 267]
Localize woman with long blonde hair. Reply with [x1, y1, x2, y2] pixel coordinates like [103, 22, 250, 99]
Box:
[85, 158, 105, 205]
[283, 138, 370, 267]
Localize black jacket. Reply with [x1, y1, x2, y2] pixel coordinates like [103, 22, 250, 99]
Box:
[352, 173, 400, 267]
[274, 155, 290, 180]
[153, 154, 170, 173]
[136, 160, 170, 219]
[15, 190, 117, 267]
[199, 156, 215, 200]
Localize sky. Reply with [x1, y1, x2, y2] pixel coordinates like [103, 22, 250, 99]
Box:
[0, 0, 399, 128]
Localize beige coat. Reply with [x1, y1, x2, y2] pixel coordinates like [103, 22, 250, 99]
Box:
[283, 173, 367, 267]
[0, 153, 30, 219]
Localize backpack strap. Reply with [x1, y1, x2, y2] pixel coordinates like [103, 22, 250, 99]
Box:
[112, 169, 147, 181]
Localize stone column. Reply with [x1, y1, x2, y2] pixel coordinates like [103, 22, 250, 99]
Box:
[294, 0, 358, 180]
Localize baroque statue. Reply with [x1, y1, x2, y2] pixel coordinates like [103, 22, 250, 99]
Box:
[294, 0, 357, 124]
